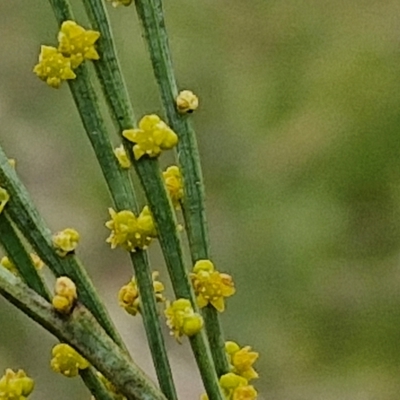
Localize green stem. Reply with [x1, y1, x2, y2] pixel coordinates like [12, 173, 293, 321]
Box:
[0, 212, 50, 300]
[133, 0, 229, 377]
[0, 267, 166, 400]
[0, 146, 126, 351]
[79, 367, 115, 400]
[47, 2, 178, 398]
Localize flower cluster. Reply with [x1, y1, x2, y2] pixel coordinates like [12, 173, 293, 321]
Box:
[52, 228, 80, 256]
[176, 90, 199, 114]
[105, 206, 157, 252]
[225, 341, 259, 381]
[164, 298, 203, 341]
[50, 344, 89, 377]
[33, 21, 100, 88]
[0, 187, 10, 214]
[114, 145, 131, 169]
[163, 165, 184, 208]
[0, 369, 34, 400]
[52, 276, 77, 314]
[0, 254, 43, 277]
[122, 115, 178, 160]
[118, 271, 165, 316]
[190, 259, 235, 312]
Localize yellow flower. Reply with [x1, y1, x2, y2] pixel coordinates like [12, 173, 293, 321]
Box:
[176, 90, 199, 114]
[0, 187, 10, 214]
[225, 341, 259, 381]
[30, 253, 44, 270]
[163, 165, 184, 208]
[122, 115, 178, 160]
[58, 20, 100, 68]
[52, 276, 77, 314]
[118, 271, 165, 316]
[232, 385, 257, 400]
[164, 298, 203, 341]
[105, 207, 156, 252]
[108, 0, 132, 7]
[50, 344, 89, 377]
[52, 228, 80, 256]
[190, 259, 235, 312]
[219, 373, 257, 400]
[33, 46, 76, 88]
[0, 369, 34, 400]
[114, 145, 131, 169]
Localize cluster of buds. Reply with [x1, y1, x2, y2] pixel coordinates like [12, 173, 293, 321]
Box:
[122, 115, 178, 160]
[33, 20, 100, 88]
[50, 343, 89, 377]
[0, 254, 43, 276]
[52, 228, 80, 257]
[163, 165, 184, 209]
[164, 298, 203, 341]
[0, 369, 34, 400]
[225, 341, 259, 381]
[190, 259, 235, 312]
[105, 206, 157, 252]
[52, 277, 77, 314]
[118, 271, 165, 316]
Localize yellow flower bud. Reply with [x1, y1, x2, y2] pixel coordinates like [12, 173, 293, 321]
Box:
[105, 207, 156, 252]
[0, 369, 34, 400]
[176, 90, 199, 114]
[225, 341, 241, 355]
[122, 115, 178, 160]
[163, 165, 184, 208]
[52, 276, 77, 314]
[232, 385, 258, 400]
[50, 344, 89, 377]
[219, 373, 247, 390]
[114, 145, 131, 169]
[58, 21, 100, 68]
[164, 298, 203, 341]
[0, 187, 10, 214]
[190, 259, 235, 312]
[33, 46, 76, 88]
[52, 228, 80, 256]
[0, 256, 18, 276]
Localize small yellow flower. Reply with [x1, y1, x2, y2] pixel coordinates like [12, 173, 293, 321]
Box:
[50, 344, 89, 377]
[118, 271, 165, 316]
[33, 45, 76, 88]
[190, 259, 235, 312]
[0, 187, 10, 214]
[164, 298, 203, 341]
[52, 228, 80, 256]
[52, 276, 77, 314]
[219, 373, 257, 400]
[105, 207, 156, 252]
[0, 369, 34, 400]
[30, 253, 44, 270]
[232, 385, 257, 400]
[163, 166, 184, 208]
[225, 341, 259, 381]
[122, 115, 178, 160]
[176, 90, 199, 114]
[108, 0, 132, 7]
[58, 20, 100, 68]
[114, 145, 131, 169]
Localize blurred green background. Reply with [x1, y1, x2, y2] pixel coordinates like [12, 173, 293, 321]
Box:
[1, 0, 400, 398]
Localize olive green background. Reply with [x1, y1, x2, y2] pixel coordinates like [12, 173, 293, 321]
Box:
[1, 0, 400, 399]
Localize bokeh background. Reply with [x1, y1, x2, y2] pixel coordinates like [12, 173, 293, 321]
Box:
[1, 0, 400, 399]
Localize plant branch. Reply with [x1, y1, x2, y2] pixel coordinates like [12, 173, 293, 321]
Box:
[0, 266, 166, 400]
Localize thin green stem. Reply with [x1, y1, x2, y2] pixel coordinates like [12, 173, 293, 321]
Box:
[46, 2, 178, 398]
[0, 146, 126, 351]
[0, 212, 50, 300]
[79, 367, 115, 400]
[0, 267, 166, 400]
[133, 0, 230, 377]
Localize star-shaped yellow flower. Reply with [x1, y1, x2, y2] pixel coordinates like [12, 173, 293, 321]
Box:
[58, 20, 100, 68]
[33, 46, 76, 88]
